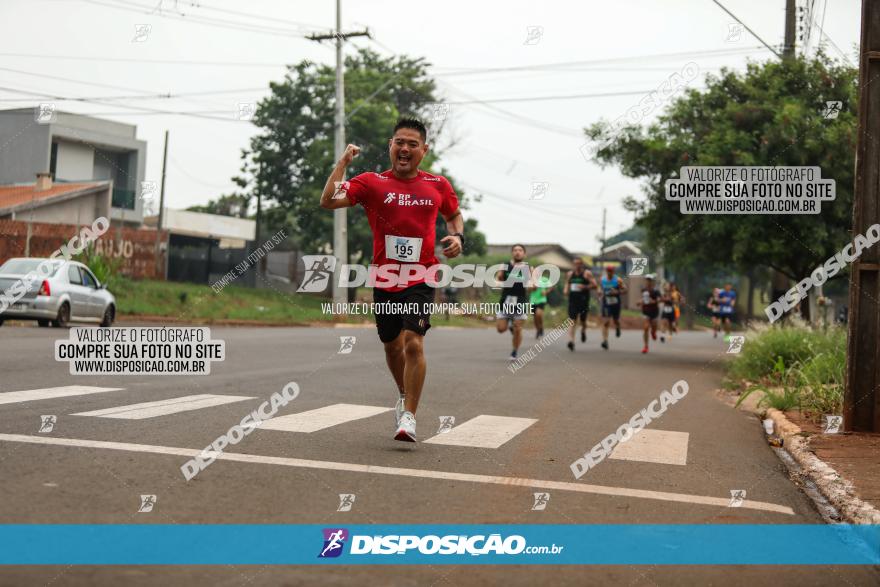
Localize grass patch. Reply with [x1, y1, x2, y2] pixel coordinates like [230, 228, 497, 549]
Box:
[115, 278, 338, 324]
[726, 321, 846, 421]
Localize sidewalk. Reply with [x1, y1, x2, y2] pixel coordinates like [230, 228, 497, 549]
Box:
[785, 411, 880, 514]
[722, 386, 880, 523]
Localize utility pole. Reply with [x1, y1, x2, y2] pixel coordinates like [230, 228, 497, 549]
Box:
[156, 130, 169, 279]
[600, 207, 607, 257]
[844, 0, 880, 433]
[783, 0, 797, 57]
[307, 1, 369, 304]
[255, 160, 263, 243]
[158, 130, 168, 232]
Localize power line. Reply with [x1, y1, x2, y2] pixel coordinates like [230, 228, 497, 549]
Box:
[709, 0, 783, 59]
[443, 89, 652, 105]
[0, 66, 264, 113]
[170, 156, 236, 190]
[81, 0, 322, 40]
[166, 0, 325, 31]
[0, 86, 252, 123]
[0, 85, 266, 103]
[810, 0, 854, 65]
[433, 46, 772, 76]
[437, 79, 583, 138]
[0, 52, 289, 68]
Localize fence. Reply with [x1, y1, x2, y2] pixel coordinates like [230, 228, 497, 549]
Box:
[0, 219, 167, 279]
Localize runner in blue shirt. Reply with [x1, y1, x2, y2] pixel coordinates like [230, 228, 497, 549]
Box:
[717, 282, 737, 338]
[599, 265, 627, 350]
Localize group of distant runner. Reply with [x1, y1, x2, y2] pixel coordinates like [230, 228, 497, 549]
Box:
[706, 283, 737, 338]
[492, 245, 743, 359]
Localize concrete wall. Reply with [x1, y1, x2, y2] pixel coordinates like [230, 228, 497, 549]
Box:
[55, 110, 138, 139]
[54, 140, 95, 181]
[0, 218, 168, 280]
[6, 188, 111, 226]
[0, 110, 51, 183]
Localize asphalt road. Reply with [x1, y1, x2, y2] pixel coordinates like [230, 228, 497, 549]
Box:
[0, 323, 877, 586]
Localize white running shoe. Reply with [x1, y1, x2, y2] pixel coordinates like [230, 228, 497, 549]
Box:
[395, 395, 405, 425]
[395, 411, 417, 442]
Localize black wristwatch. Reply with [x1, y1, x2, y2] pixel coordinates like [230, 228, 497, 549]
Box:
[453, 232, 465, 248]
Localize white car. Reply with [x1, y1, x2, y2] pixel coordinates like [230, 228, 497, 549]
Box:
[0, 258, 117, 328]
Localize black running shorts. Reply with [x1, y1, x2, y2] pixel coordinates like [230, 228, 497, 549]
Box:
[568, 295, 589, 320]
[373, 283, 434, 343]
[642, 308, 659, 321]
[602, 303, 621, 320]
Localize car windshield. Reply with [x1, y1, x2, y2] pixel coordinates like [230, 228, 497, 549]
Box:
[0, 259, 61, 276]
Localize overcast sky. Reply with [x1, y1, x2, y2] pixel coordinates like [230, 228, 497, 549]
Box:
[0, 0, 861, 253]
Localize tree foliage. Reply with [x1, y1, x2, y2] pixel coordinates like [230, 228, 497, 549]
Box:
[230, 47, 485, 259]
[587, 54, 857, 281]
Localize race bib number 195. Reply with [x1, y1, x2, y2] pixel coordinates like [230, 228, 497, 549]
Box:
[385, 235, 423, 262]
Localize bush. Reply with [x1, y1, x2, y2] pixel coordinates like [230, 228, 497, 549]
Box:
[74, 245, 126, 291]
[727, 322, 846, 422]
[726, 321, 845, 383]
[792, 350, 846, 418]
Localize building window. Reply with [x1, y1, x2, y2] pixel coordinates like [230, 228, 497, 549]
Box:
[112, 187, 136, 210]
[49, 142, 58, 178]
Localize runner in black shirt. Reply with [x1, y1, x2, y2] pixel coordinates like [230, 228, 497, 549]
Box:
[495, 244, 530, 361]
[638, 274, 661, 354]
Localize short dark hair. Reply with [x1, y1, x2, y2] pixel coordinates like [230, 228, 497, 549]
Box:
[511, 244, 526, 252]
[393, 116, 427, 142]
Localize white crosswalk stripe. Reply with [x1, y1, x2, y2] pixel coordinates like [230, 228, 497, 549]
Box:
[609, 429, 689, 466]
[0, 385, 122, 405]
[259, 403, 393, 433]
[0, 387, 637, 456]
[424, 415, 538, 448]
[71, 394, 254, 419]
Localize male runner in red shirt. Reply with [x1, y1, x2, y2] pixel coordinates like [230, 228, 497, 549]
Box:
[320, 117, 464, 442]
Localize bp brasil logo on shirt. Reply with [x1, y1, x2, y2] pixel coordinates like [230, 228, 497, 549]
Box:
[384, 192, 433, 206]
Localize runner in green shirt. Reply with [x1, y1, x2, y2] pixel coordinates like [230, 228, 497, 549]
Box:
[530, 274, 553, 339]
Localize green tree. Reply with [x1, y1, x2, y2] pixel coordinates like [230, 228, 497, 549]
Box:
[236, 47, 485, 262]
[587, 54, 857, 287]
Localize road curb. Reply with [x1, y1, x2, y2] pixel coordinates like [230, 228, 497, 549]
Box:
[765, 408, 880, 525]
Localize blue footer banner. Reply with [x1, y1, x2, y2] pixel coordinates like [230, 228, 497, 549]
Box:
[1, 525, 878, 565]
